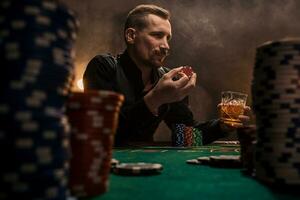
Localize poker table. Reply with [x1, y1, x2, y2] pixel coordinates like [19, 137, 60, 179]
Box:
[91, 143, 299, 200]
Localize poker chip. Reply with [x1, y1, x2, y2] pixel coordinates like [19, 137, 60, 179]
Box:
[67, 91, 124, 197]
[192, 128, 203, 146]
[196, 156, 210, 164]
[111, 158, 119, 168]
[186, 159, 201, 165]
[209, 155, 241, 168]
[0, 0, 79, 199]
[112, 162, 163, 176]
[171, 124, 185, 147]
[186, 156, 241, 168]
[172, 66, 194, 81]
[179, 66, 193, 79]
[184, 126, 193, 147]
[252, 38, 300, 185]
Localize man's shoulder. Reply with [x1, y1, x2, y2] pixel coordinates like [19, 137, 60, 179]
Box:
[84, 53, 120, 79]
[85, 53, 121, 75]
[92, 53, 118, 68]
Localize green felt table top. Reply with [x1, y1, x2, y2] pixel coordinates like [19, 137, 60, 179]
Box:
[90, 145, 299, 200]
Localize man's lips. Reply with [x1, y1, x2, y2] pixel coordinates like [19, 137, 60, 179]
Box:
[153, 48, 169, 57]
[154, 54, 166, 63]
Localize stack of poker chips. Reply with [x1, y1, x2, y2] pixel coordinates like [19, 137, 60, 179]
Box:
[66, 91, 124, 198]
[0, 0, 79, 199]
[252, 38, 300, 186]
[237, 125, 257, 176]
[171, 124, 202, 147]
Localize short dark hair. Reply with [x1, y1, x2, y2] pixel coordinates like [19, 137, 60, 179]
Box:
[124, 4, 170, 32]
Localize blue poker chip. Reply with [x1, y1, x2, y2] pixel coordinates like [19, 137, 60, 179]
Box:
[0, 1, 78, 199]
[0, 169, 69, 199]
[0, 98, 68, 112]
[0, 92, 69, 112]
[1, 0, 79, 28]
[172, 123, 185, 147]
[2, 47, 74, 68]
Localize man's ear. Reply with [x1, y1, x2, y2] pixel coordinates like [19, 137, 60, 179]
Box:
[125, 28, 136, 44]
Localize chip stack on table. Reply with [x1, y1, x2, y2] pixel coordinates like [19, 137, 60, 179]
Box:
[192, 127, 203, 146]
[252, 38, 300, 186]
[171, 124, 185, 147]
[184, 126, 193, 147]
[171, 124, 203, 147]
[66, 90, 124, 198]
[237, 125, 257, 175]
[0, 0, 79, 199]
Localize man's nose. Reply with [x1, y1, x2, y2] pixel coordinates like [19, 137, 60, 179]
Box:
[160, 40, 170, 55]
[161, 39, 170, 50]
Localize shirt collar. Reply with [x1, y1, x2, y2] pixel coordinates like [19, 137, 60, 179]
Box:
[119, 49, 160, 95]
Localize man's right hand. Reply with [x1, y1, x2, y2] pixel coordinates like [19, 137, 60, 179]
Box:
[144, 67, 197, 116]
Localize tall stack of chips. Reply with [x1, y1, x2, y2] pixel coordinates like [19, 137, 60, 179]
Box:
[0, 0, 79, 199]
[66, 91, 124, 198]
[171, 124, 202, 147]
[252, 38, 300, 186]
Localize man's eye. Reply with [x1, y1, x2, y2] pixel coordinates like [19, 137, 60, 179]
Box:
[152, 33, 163, 38]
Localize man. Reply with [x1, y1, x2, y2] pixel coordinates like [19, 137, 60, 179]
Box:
[83, 4, 250, 146]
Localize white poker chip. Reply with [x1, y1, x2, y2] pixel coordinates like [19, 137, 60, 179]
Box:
[112, 162, 163, 175]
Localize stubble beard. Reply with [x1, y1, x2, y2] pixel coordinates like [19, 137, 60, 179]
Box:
[149, 49, 168, 68]
[139, 52, 166, 69]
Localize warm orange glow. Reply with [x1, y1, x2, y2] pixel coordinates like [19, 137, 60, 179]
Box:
[76, 79, 84, 91]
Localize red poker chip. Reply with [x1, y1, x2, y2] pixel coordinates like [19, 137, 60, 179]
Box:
[68, 90, 124, 197]
[179, 66, 193, 79]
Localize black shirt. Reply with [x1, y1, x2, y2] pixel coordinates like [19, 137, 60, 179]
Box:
[83, 50, 225, 146]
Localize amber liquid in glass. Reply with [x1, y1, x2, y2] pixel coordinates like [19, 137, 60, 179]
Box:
[220, 104, 244, 126]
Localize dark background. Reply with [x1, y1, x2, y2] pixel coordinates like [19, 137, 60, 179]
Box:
[63, 0, 300, 141]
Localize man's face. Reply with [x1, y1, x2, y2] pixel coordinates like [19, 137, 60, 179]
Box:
[132, 14, 172, 68]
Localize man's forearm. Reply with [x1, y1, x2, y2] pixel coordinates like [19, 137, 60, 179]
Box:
[195, 119, 227, 145]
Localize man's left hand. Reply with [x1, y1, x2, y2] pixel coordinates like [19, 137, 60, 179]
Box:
[218, 105, 252, 132]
